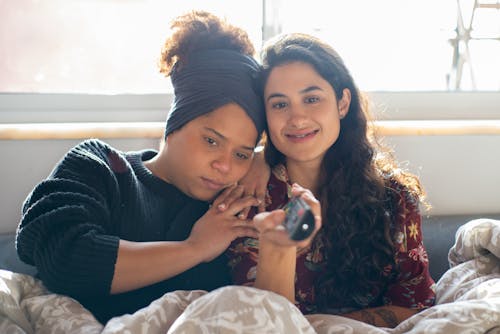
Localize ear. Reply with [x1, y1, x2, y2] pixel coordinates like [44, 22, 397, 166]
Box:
[338, 88, 351, 119]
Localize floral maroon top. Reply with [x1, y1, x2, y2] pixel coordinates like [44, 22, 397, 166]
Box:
[227, 164, 436, 314]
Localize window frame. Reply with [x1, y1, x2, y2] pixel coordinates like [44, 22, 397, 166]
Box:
[1, 91, 499, 125]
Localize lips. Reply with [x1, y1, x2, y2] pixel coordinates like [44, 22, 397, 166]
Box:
[201, 177, 227, 191]
[285, 129, 319, 142]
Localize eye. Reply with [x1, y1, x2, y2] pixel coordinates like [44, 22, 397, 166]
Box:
[270, 101, 287, 110]
[204, 137, 217, 146]
[305, 96, 320, 104]
[235, 152, 250, 160]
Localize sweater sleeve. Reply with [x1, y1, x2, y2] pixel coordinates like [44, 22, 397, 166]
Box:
[16, 139, 121, 298]
[383, 183, 436, 309]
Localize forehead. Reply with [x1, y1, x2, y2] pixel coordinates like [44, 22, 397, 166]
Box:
[184, 103, 258, 147]
[265, 61, 329, 94]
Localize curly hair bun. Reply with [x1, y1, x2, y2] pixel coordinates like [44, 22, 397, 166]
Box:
[159, 10, 255, 76]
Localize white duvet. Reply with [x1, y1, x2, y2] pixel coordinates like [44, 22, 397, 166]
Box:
[1, 218, 499, 334]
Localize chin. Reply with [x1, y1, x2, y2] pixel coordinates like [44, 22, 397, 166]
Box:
[191, 190, 218, 202]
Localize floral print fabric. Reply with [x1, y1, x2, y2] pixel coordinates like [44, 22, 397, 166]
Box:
[227, 164, 436, 313]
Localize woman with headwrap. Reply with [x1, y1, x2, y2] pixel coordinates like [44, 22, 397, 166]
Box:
[15, 11, 265, 324]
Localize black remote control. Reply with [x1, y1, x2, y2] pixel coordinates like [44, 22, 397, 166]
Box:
[282, 196, 315, 241]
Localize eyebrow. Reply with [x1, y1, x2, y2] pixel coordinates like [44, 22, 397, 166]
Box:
[266, 85, 323, 102]
[300, 85, 323, 94]
[266, 93, 286, 102]
[205, 127, 254, 152]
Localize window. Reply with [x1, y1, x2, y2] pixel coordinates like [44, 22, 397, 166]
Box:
[263, 0, 500, 91]
[1, 0, 499, 93]
[0, 0, 262, 94]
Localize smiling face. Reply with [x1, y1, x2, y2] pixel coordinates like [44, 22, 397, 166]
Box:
[264, 61, 350, 167]
[159, 103, 258, 201]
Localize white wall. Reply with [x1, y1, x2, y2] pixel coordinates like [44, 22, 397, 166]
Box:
[1, 92, 499, 234]
[369, 92, 500, 217]
[385, 135, 499, 216]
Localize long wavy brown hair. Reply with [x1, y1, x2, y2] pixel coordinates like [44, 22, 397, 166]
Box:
[260, 33, 426, 311]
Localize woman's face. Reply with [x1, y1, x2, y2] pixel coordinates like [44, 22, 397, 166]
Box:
[264, 61, 350, 166]
[163, 103, 258, 201]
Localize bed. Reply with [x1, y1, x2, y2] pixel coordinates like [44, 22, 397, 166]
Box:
[1, 218, 499, 333]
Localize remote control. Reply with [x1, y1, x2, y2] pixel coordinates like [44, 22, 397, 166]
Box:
[282, 196, 315, 241]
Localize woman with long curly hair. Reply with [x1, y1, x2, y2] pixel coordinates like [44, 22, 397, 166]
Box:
[226, 32, 436, 328]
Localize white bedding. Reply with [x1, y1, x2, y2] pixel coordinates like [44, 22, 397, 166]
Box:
[1, 218, 499, 334]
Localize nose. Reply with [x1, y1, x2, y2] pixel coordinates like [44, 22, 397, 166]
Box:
[288, 105, 308, 128]
[211, 151, 232, 174]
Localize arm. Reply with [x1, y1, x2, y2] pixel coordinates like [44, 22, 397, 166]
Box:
[111, 239, 209, 294]
[252, 184, 322, 303]
[19, 180, 259, 296]
[17, 140, 260, 297]
[253, 212, 297, 302]
[344, 182, 435, 327]
[383, 183, 436, 311]
[17, 141, 152, 297]
[112, 195, 259, 293]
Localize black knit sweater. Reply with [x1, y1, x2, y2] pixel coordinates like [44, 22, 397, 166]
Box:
[16, 139, 230, 323]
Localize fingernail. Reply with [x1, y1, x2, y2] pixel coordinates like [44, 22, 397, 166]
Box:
[218, 203, 226, 210]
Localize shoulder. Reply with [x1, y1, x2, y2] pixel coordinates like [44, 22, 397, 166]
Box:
[385, 177, 420, 216]
[67, 139, 119, 164]
[27, 139, 131, 204]
[54, 139, 128, 176]
[23, 140, 124, 208]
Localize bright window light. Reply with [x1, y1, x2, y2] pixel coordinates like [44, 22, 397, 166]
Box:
[272, 0, 499, 91]
[1, 0, 498, 93]
[0, 0, 262, 94]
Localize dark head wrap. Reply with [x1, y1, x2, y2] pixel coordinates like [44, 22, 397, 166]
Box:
[165, 49, 265, 143]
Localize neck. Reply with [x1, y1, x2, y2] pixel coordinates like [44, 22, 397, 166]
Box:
[285, 160, 321, 197]
[144, 142, 171, 184]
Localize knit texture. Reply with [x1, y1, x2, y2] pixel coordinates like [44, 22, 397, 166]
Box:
[16, 139, 230, 323]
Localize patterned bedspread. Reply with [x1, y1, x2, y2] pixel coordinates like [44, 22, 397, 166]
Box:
[1, 218, 499, 334]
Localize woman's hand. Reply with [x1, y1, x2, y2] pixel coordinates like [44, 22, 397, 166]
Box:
[211, 184, 252, 219]
[187, 188, 260, 262]
[254, 183, 322, 249]
[216, 149, 270, 218]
